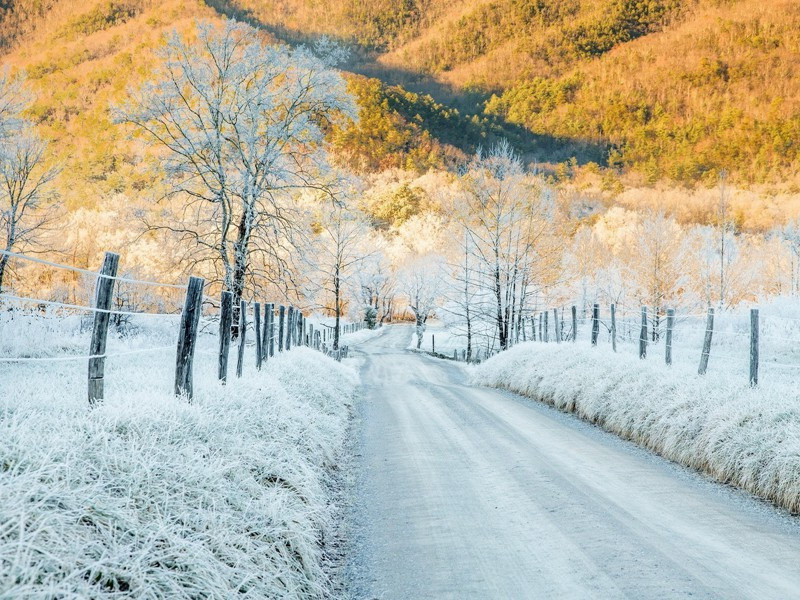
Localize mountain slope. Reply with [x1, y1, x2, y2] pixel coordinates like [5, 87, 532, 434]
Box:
[0, 0, 798, 193]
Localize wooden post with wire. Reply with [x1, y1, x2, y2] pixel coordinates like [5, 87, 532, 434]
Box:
[278, 305, 285, 352]
[665, 308, 675, 366]
[544, 310, 549, 343]
[236, 300, 246, 378]
[218, 291, 233, 383]
[750, 308, 759, 386]
[254, 302, 262, 370]
[266, 303, 275, 357]
[571, 306, 577, 342]
[286, 306, 294, 351]
[698, 307, 714, 375]
[175, 276, 204, 399]
[554, 308, 560, 343]
[610, 304, 617, 352]
[591, 304, 599, 346]
[88, 251, 120, 405]
[639, 307, 648, 359]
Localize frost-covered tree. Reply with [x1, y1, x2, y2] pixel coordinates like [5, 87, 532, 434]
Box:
[455, 141, 557, 350]
[0, 74, 58, 292]
[355, 246, 396, 328]
[401, 254, 443, 349]
[117, 21, 356, 329]
[312, 198, 371, 350]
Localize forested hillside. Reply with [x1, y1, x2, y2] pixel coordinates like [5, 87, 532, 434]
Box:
[0, 0, 798, 197]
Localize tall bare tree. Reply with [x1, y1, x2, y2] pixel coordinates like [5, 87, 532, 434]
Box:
[117, 21, 356, 330]
[401, 254, 442, 349]
[313, 200, 371, 349]
[455, 141, 556, 350]
[0, 75, 58, 291]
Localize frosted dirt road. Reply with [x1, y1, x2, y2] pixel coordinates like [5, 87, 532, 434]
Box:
[345, 325, 800, 599]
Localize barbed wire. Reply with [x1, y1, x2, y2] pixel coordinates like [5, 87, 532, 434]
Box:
[0, 345, 175, 363]
[0, 294, 182, 318]
[0, 249, 187, 289]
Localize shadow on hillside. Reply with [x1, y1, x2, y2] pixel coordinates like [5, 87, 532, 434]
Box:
[205, 0, 609, 168]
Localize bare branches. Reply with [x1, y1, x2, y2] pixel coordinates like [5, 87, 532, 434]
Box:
[115, 20, 357, 315]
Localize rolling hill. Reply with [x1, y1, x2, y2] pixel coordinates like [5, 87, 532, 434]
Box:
[0, 0, 798, 209]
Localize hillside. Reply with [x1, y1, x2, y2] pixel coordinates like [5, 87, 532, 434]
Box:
[0, 0, 798, 200]
[219, 0, 800, 186]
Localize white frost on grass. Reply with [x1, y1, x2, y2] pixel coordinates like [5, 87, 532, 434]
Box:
[0, 339, 357, 598]
[472, 341, 800, 513]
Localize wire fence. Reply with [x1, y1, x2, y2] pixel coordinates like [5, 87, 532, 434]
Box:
[437, 301, 800, 386]
[0, 250, 365, 403]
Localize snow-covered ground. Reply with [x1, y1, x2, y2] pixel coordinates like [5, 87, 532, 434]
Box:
[472, 339, 800, 514]
[348, 325, 800, 598]
[0, 312, 357, 598]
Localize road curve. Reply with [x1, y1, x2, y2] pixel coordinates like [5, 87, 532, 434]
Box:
[345, 325, 800, 599]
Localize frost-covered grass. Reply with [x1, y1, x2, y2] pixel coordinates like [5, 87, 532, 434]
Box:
[473, 341, 800, 513]
[0, 313, 357, 598]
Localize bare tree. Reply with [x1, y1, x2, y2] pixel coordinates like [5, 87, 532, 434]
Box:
[401, 254, 442, 349]
[117, 21, 356, 332]
[0, 75, 58, 291]
[355, 247, 396, 328]
[455, 141, 556, 350]
[313, 200, 372, 350]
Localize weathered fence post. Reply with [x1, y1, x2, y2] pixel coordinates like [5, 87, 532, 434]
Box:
[218, 291, 233, 383]
[538, 313, 543, 341]
[531, 317, 536, 341]
[432, 334, 435, 354]
[698, 307, 714, 375]
[88, 251, 120, 405]
[554, 308, 560, 343]
[591, 304, 599, 346]
[175, 276, 204, 399]
[639, 307, 648, 359]
[544, 310, 549, 343]
[571, 306, 577, 342]
[750, 308, 759, 386]
[236, 300, 247, 378]
[453, 349, 458, 360]
[286, 307, 294, 350]
[254, 302, 262, 370]
[267, 304, 275, 357]
[665, 308, 675, 366]
[610, 303, 617, 352]
[278, 305, 285, 352]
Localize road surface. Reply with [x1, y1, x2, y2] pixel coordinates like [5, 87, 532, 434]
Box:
[345, 325, 800, 599]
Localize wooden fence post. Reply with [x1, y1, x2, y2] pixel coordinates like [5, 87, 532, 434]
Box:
[286, 307, 294, 350]
[432, 334, 435, 354]
[266, 304, 275, 357]
[278, 305, 285, 352]
[236, 300, 246, 378]
[538, 313, 543, 341]
[750, 308, 759, 386]
[639, 307, 648, 359]
[175, 276, 204, 399]
[698, 307, 714, 375]
[610, 304, 617, 352]
[571, 306, 577, 342]
[554, 308, 560, 343]
[544, 310, 549, 343]
[88, 251, 120, 405]
[665, 308, 675, 366]
[218, 291, 233, 383]
[591, 304, 599, 346]
[254, 302, 262, 370]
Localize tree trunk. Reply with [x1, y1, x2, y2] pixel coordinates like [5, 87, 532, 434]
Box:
[334, 265, 341, 351]
[0, 254, 8, 292]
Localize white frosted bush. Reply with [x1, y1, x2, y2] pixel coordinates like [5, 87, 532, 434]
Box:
[0, 343, 357, 598]
[473, 342, 800, 513]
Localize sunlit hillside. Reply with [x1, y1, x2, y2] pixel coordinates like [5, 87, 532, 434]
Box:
[1, 0, 799, 201]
